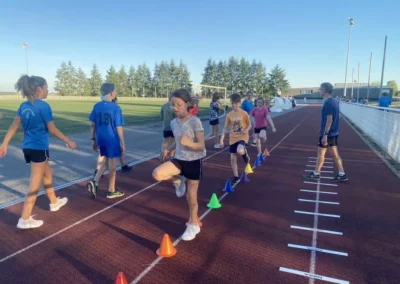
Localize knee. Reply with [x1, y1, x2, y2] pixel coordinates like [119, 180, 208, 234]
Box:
[152, 168, 163, 181]
[237, 148, 245, 155]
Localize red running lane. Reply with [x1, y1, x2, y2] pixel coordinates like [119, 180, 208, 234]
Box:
[1, 106, 399, 284]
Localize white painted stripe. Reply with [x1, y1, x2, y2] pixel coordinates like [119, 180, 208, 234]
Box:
[320, 176, 334, 180]
[298, 199, 339, 205]
[306, 165, 334, 168]
[130, 111, 313, 284]
[304, 181, 338, 187]
[305, 170, 334, 173]
[294, 210, 340, 218]
[288, 244, 348, 256]
[290, 225, 343, 235]
[279, 267, 350, 284]
[300, 189, 337, 195]
[309, 157, 333, 160]
[309, 160, 334, 164]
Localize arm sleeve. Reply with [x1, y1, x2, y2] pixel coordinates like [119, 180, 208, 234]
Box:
[89, 107, 96, 122]
[115, 106, 124, 127]
[224, 113, 231, 128]
[41, 103, 54, 123]
[192, 118, 204, 132]
[325, 101, 334, 116]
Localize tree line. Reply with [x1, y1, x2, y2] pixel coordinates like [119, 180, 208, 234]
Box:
[54, 57, 290, 98]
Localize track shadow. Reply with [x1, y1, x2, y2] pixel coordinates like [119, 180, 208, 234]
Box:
[100, 221, 159, 252]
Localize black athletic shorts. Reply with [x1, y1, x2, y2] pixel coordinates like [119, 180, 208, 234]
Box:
[229, 140, 247, 154]
[170, 158, 203, 180]
[209, 119, 219, 126]
[318, 135, 339, 148]
[163, 130, 174, 138]
[254, 127, 267, 134]
[23, 149, 50, 164]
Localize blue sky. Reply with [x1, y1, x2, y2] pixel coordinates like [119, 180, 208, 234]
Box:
[0, 0, 398, 92]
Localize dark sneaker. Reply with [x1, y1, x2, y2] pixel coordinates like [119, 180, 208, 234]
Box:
[303, 172, 320, 180]
[230, 176, 240, 185]
[87, 180, 99, 199]
[251, 141, 257, 147]
[121, 165, 132, 173]
[107, 190, 125, 199]
[333, 173, 348, 182]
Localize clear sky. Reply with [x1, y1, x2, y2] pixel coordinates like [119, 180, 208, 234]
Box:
[0, 0, 398, 92]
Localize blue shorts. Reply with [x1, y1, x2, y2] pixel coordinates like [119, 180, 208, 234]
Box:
[99, 144, 121, 158]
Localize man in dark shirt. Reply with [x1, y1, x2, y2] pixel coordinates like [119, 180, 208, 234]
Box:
[304, 82, 348, 182]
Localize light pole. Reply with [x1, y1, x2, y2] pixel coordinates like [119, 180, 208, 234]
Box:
[343, 17, 354, 97]
[367, 52, 373, 101]
[22, 42, 29, 74]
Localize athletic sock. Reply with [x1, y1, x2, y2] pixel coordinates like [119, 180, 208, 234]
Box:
[313, 171, 320, 176]
[338, 172, 345, 176]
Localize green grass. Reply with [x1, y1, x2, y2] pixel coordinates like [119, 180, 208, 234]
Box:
[0, 99, 212, 143]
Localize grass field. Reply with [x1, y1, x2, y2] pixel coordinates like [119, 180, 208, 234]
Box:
[0, 99, 212, 143]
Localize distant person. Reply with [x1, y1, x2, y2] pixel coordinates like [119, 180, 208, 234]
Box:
[304, 82, 348, 182]
[205, 92, 225, 149]
[291, 97, 296, 110]
[188, 96, 199, 116]
[160, 93, 176, 163]
[87, 83, 126, 199]
[0, 112, 3, 119]
[378, 92, 392, 108]
[241, 91, 255, 141]
[0, 75, 76, 229]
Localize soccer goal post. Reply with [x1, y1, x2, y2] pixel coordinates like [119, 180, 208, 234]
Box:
[193, 84, 227, 105]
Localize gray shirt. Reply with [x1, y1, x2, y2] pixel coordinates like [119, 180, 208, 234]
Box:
[171, 116, 206, 161]
[161, 103, 175, 131]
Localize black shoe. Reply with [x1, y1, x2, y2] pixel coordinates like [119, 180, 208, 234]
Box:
[230, 176, 240, 185]
[303, 172, 320, 180]
[87, 180, 98, 199]
[333, 173, 348, 182]
[121, 165, 132, 173]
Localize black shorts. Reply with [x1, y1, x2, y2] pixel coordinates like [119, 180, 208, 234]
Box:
[318, 135, 339, 148]
[209, 119, 219, 126]
[254, 127, 267, 134]
[163, 130, 174, 138]
[171, 159, 203, 180]
[23, 149, 50, 164]
[229, 140, 247, 154]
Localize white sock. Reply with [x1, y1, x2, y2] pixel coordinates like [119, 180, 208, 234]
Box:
[313, 171, 320, 176]
[338, 172, 345, 176]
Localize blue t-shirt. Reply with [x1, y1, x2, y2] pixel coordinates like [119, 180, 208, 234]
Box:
[17, 99, 54, 150]
[241, 99, 254, 114]
[378, 96, 391, 108]
[320, 97, 339, 137]
[89, 101, 124, 147]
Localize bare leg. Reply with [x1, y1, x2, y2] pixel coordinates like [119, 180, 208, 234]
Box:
[94, 158, 108, 182]
[21, 162, 46, 220]
[315, 147, 328, 174]
[186, 179, 199, 225]
[107, 158, 117, 191]
[329, 146, 345, 173]
[230, 154, 238, 177]
[96, 155, 104, 170]
[153, 161, 181, 184]
[43, 162, 57, 204]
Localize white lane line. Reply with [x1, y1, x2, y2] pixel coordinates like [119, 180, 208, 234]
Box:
[279, 267, 350, 284]
[308, 160, 334, 164]
[0, 140, 230, 263]
[288, 244, 348, 256]
[131, 110, 313, 284]
[308, 180, 320, 283]
[290, 225, 343, 235]
[294, 210, 340, 218]
[309, 157, 333, 160]
[300, 189, 337, 195]
[304, 170, 334, 173]
[304, 181, 338, 187]
[298, 199, 339, 205]
[306, 165, 334, 168]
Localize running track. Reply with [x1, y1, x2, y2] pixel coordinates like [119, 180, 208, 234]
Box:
[0, 106, 399, 284]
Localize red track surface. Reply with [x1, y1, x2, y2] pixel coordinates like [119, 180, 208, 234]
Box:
[0, 106, 399, 284]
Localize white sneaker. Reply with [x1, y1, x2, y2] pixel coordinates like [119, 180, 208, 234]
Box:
[50, 197, 68, 212]
[182, 223, 200, 241]
[174, 176, 186, 198]
[17, 216, 44, 229]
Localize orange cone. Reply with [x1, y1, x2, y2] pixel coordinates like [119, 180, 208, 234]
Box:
[115, 272, 128, 284]
[156, 234, 177, 257]
[263, 148, 270, 157]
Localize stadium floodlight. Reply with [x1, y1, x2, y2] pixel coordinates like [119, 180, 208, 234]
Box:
[343, 17, 355, 97]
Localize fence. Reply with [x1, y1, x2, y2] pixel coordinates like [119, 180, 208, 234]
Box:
[339, 102, 400, 163]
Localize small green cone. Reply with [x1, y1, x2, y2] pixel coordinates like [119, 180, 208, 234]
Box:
[207, 193, 222, 209]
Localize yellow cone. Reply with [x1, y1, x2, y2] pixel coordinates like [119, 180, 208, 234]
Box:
[245, 163, 253, 174]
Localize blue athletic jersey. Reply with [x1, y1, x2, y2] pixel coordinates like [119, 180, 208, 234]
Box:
[241, 99, 254, 114]
[17, 99, 54, 150]
[320, 97, 339, 137]
[89, 101, 124, 147]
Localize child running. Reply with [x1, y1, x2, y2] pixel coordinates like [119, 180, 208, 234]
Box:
[250, 97, 276, 156]
[87, 83, 126, 199]
[93, 97, 131, 177]
[160, 94, 176, 163]
[220, 93, 252, 185]
[152, 89, 206, 241]
[0, 75, 76, 229]
[206, 92, 225, 149]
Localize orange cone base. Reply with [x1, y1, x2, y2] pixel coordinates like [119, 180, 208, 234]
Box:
[156, 234, 177, 257]
[115, 272, 128, 284]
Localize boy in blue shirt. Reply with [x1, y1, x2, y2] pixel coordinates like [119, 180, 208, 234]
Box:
[87, 83, 125, 199]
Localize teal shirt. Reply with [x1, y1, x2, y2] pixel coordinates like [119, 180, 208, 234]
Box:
[161, 103, 175, 131]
